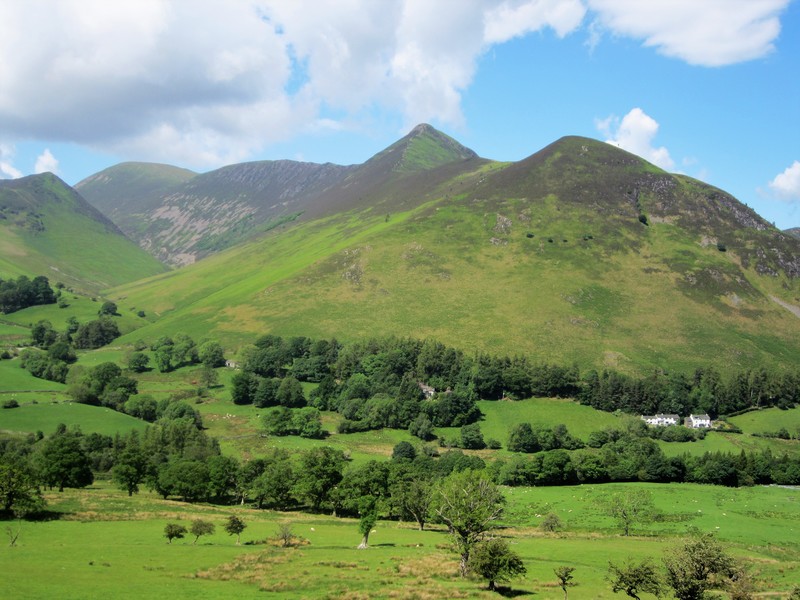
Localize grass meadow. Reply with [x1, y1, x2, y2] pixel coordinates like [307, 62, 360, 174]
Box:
[0, 402, 147, 437]
[2, 480, 799, 599]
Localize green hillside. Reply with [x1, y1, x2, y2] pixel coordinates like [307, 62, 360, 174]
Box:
[0, 173, 167, 292]
[104, 135, 800, 375]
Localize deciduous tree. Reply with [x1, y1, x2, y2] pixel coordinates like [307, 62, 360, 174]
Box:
[435, 469, 504, 577]
[608, 558, 663, 599]
[554, 566, 576, 600]
[224, 515, 246, 545]
[662, 532, 736, 600]
[164, 523, 187, 544]
[468, 537, 526, 591]
[605, 489, 657, 536]
[190, 519, 215, 545]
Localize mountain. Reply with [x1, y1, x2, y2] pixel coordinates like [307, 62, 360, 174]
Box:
[0, 172, 167, 292]
[77, 124, 482, 265]
[102, 130, 800, 375]
[785, 227, 800, 240]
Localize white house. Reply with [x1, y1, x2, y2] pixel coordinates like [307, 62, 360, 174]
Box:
[641, 414, 680, 427]
[418, 383, 436, 399]
[687, 414, 712, 429]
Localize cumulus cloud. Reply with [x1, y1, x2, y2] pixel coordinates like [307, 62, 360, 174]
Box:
[598, 108, 675, 170]
[34, 149, 59, 174]
[0, 1, 791, 168]
[768, 161, 800, 201]
[0, 143, 23, 179]
[587, 0, 789, 66]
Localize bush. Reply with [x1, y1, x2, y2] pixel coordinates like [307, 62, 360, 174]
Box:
[2, 399, 20, 409]
[540, 512, 564, 532]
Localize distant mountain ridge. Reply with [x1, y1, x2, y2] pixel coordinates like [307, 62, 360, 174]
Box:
[77, 123, 481, 265]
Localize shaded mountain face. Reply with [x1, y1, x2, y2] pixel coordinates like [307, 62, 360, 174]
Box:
[77, 123, 481, 266]
[0, 173, 166, 292]
[104, 130, 800, 375]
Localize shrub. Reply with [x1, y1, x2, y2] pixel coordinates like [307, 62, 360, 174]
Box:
[540, 512, 563, 532]
[2, 399, 20, 409]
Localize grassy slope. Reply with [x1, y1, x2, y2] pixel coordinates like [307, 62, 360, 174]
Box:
[108, 181, 800, 375]
[0, 200, 166, 295]
[1, 295, 148, 335]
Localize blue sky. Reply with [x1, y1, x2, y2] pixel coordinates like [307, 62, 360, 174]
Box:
[1, 0, 798, 228]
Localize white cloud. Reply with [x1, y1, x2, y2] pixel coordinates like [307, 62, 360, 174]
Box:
[0, 1, 791, 168]
[484, 0, 586, 43]
[769, 161, 800, 201]
[34, 148, 59, 174]
[599, 107, 675, 170]
[586, 0, 789, 66]
[0, 143, 22, 179]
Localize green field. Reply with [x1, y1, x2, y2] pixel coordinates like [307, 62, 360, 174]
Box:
[0, 402, 147, 436]
[0, 359, 68, 393]
[475, 397, 623, 444]
[730, 407, 800, 436]
[2, 480, 798, 599]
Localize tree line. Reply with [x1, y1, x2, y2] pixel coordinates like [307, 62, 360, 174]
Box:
[229, 334, 799, 428]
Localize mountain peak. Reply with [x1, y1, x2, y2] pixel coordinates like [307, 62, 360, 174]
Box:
[366, 124, 478, 175]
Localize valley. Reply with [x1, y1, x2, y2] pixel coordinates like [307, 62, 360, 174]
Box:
[2, 126, 800, 599]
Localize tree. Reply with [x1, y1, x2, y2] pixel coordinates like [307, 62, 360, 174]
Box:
[0, 457, 45, 517]
[155, 459, 209, 502]
[224, 515, 246, 545]
[468, 537, 527, 591]
[198, 364, 219, 389]
[662, 532, 736, 600]
[73, 317, 120, 349]
[357, 496, 378, 549]
[608, 558, 663, 599]
[189, 519, 215, 545]
[391, 441, 416, 462]
[112, 433, 148, 496]
[293, 447, 346, 511]
[276, 376, 306, 407]
[37, 430, 94, 492]
[207, 455, 239, 501]
[198, 341, 225, 368]
[554, 566, 576, 600]
[164, 523, 187, 544]
[409, 413, 435, 440]
[153, 346, 174, 373]
[31, 320, 57, 348]
[390, 476, 434, 531]
[250, 450, 296, 509]
[127, 351, 150, 373]
[435, 469, 505, 577]
[460, 423, 486, 449]
[98, 301, 117, 316]
[605, 489, 657, 536]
